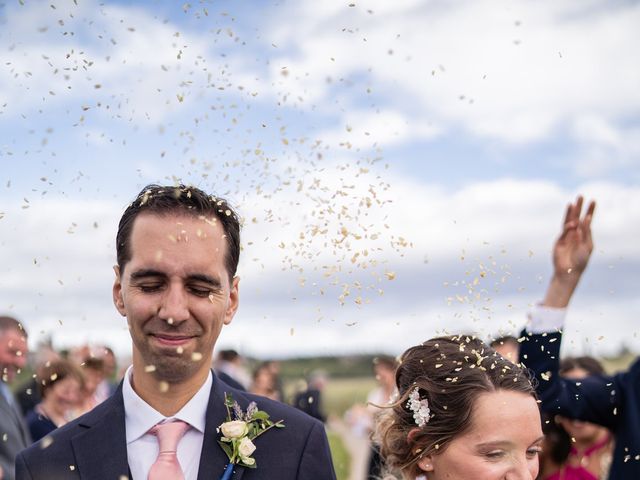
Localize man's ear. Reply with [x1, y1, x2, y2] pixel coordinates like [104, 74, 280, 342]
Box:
[112, 265, 126, 316]
[223, 276, 240, 325]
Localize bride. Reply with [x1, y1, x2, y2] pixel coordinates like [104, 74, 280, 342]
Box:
[375, 335, 543, 480]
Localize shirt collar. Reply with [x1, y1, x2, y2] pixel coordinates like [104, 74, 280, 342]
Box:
[123, 365, 212, 444]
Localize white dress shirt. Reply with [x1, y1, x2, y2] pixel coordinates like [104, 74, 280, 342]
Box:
[123, 366, 212, 480]
[526, 303, 567, 333]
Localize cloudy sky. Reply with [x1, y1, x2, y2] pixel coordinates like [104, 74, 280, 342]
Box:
[1, 0, 639, 361]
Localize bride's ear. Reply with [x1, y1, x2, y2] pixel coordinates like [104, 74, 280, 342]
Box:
[416, 456, 434, 472]
[408, 428, 434, 472]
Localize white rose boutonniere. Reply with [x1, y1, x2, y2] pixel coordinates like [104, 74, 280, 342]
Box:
[238, 437, 256, 465]
[218, 393, 285, 480]
[220, 420, 248, 439]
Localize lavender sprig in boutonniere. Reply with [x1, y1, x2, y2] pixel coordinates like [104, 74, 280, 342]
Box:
[218, 393, 285, 480]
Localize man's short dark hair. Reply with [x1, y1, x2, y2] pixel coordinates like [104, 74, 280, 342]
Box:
[0, 315, 28, 338]
[115, 184, 241, 281]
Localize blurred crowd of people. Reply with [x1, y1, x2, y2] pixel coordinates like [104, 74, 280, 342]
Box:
[8, 342, 119, 444]
[0, 335, 302, 480]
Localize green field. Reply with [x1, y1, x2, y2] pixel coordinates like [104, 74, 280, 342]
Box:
[327, 429, 351, 480]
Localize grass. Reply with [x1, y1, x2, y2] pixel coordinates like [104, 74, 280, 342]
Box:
[327, 429, 351, 480]
[323, 377, 377, 418]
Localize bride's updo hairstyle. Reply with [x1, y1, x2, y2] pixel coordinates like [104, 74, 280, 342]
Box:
[376, 335, 536, 479]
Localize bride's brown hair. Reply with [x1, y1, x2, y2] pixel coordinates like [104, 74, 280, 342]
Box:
[376, 335, 536, 479]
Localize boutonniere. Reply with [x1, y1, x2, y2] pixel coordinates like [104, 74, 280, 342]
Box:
[218, 392, 285, 480]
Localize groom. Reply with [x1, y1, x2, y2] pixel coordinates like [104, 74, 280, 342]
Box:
[16, 184, 336, 479]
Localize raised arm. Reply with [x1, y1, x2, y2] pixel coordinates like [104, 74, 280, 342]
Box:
[542, 195, 596, 308]
[519, 196, 623, 430]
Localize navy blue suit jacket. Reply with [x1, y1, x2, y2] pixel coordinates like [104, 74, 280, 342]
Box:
[520, 330, 640, 479]
[15, 374, 336, 480]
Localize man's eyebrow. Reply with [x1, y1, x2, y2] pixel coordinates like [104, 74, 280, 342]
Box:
[130, 269, 166, 280]
[187, 273, 222, 287]
[129, 270, 222, 287]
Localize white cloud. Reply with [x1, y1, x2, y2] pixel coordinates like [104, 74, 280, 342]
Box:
[0, 1, 245, 124]
[315, 109, 441, 150]
[3, 0, 639, 173]
[256, 0, 640, 166]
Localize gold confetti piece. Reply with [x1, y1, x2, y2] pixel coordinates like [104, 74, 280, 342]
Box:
[385, 271, 396, 280]
[191, 352, 203, 361]
[144, 365, 156, 373]
[176, 346, 184, 354]
[159, 381, 169, 393]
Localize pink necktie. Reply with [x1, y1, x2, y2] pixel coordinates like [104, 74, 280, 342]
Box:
[148, 420, 190, 480]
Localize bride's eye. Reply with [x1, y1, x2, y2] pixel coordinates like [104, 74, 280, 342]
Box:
[526, 446, 542, 459]
[484, 450, 505, 460]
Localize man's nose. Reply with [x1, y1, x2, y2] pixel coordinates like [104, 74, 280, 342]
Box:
[158, 284, 190, 324]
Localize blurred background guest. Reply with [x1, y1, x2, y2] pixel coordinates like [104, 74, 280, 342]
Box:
[490, 334, 520, 363]
[293, 369, 328, 423]
[15, 344, 59, 416]
[250, 361, 279, 400]
[78, 357, 105, 412]
[0, 315, 31, 480]
[25, 359, 84, 442]
[539, 356, 613, 480]
[92, 346, 118, 403]
[264, 360, 284, 401]
[214, 349, 250, 391]
[367, 355, 398, 480]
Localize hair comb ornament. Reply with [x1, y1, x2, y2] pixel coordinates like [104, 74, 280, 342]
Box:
[406, 386, 431, 427]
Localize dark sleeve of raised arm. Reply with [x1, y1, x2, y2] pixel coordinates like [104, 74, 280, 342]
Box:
[519, 329, 621, 431]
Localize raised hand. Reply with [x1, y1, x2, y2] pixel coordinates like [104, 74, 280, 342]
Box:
[543, 196, 596, 308]
[553, 196, 596, 277]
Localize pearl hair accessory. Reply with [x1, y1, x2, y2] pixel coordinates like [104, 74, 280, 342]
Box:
[406, 386, 431, 427]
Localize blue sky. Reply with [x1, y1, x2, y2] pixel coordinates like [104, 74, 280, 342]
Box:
[1, 0, 639, 360]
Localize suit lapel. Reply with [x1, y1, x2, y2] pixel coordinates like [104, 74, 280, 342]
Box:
[71, 385, 130, 479]
[197, 375, 246, 480]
